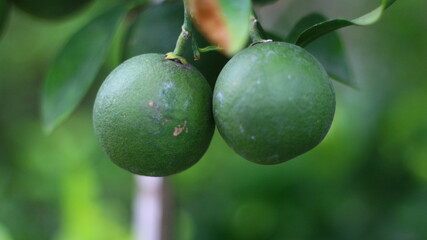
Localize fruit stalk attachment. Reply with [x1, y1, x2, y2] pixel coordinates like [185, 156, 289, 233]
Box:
[249, 13, 272, 46]
[165, 0, 223, 63]
[172, 0, 191, 57]
[165, 0, 192, 64]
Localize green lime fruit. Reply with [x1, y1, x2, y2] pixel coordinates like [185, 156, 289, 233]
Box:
[213, 42, 335, 164]
[0, 0, 9, 35]
[12, 0, 92, 19]
[124, 2, 228, 88]
[93, 54, 215, 176]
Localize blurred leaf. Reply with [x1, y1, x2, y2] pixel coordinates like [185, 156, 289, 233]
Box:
[292, 0, 398, 47]
[0, 0, 10, 37]
[0, 223, 13, 240]
[264, 31, 283, 42]
[188, 0, 251, 56]
[123, 2, 183, 59]
[287, 13, 353, 87]
[252, 0, 279, 6]
[41, 4, 127, 133]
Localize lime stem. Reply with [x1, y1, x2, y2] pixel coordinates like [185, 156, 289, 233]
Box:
[249, 11, 272, 45]
[172, 0, 192, 57]
[199, 45, 223, 53]
[249, 15, 264, 42]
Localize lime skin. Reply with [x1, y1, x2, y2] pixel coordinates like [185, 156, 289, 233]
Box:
[12, 0, 92, 19]
[93, 54, 215, 176]
[213, 42, 335, 164]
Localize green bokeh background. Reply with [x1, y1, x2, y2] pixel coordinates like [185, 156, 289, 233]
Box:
[1, 0, 427, 239]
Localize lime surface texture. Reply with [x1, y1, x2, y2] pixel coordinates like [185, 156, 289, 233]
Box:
[213, 42, 335, 164]
[93, 54, 214, 176]
[12, 0, 92, 19]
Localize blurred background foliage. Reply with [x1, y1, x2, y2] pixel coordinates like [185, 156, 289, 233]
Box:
[1, 0, 427, 239]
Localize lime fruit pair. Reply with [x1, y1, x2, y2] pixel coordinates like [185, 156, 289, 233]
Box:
[94, 41, 335, 175]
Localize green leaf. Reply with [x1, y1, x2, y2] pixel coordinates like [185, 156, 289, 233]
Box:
[252, 0, 279, 6]
[307, 34, 353, 87]
[0, 0, 10, 36]
[41, 4, 127, 133]
[293, 0, 397, 47]
[188, 0, 251, 56]
[287, 13, 353, 87]
[219, 0, 252, 54]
